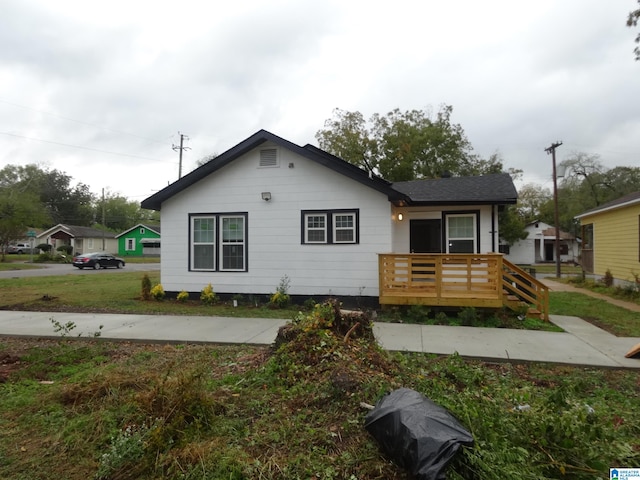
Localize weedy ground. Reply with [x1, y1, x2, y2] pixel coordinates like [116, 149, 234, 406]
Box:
[0, 299, 638, 479]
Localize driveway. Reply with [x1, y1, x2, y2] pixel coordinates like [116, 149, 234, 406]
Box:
[0, 262, 160, 278]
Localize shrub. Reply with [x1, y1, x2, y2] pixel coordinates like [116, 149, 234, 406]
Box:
[141, 274, 151, 300]
[56, 245, 73, 255]
[176, 290, 189, 303]
[601, 269, 614, 287]
[200, 283, 218, 305]
[458, 307, 479, 326]
[269, 275, 291, 308]
[150, 284, 165, 301]
[37, 243, 52, 253]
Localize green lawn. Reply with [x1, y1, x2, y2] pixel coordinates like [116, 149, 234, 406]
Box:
[0, 270, 639, 478]
[0, 269, 639, 335]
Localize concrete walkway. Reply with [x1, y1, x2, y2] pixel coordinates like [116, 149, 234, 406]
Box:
[0, 309, 638, 369]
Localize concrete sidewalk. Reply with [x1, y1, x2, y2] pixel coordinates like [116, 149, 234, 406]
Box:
[0, 310, 638, 369]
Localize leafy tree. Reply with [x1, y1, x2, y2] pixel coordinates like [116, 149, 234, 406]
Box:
[0, 164, 94, 226]
[316, 106, 502, 181]
[499, 204, 528, 245]
[628, 0, 640, 60]
[96, 192, 151, 232]
[0, 187, 49, 260]
[517, 183, 552, 223]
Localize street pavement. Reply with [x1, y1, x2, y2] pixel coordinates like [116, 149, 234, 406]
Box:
[0, 309, 638, 369]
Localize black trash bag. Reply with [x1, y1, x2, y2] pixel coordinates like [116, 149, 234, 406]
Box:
[364, 388, 474, 480]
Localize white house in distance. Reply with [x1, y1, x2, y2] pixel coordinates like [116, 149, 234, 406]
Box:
[505, 221, 579, 265]
[141, 130, 518, 304]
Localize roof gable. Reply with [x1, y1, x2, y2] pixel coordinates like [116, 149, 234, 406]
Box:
[115, 224, 161, 238]
[141, 130, 402, 210]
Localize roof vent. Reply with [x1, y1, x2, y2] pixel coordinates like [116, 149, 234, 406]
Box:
[259, 148, 278, 167]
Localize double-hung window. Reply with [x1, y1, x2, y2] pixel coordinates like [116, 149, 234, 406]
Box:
[221, 216, 245, 270]
[305, 213, 327, 243]
[192, 216, 215, 270]
[126, 238, 135, 251]
[190, 213, 247, 271]
[302, 209, 358, 244]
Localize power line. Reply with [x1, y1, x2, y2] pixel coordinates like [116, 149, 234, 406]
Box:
[0, 98, 171, 146]
[0, 131, 176, 163]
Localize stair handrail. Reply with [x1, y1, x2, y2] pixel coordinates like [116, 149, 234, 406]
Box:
[502, 259, 550, 321]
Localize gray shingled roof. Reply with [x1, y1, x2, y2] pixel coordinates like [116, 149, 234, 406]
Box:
[575, 191, 640, 218]
[392, 173, 518, 205]
[67, 225, 116, 238]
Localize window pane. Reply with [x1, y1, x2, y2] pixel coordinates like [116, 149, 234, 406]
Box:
[194, 218, 214, 243]
[448, 216, 473, 238]
[334, 215, 353, 228]
[307, 215, 325, 228]
[222, 217, 244, 242]
[193, 245, 214, 269]
[222, 245, 244, 270]
[448, 239, 474, 253]
[307, 230, 325, 242]
[335, 229, 354, 242]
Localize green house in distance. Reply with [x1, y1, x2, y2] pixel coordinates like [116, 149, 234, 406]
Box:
[115, 224, 161, 257]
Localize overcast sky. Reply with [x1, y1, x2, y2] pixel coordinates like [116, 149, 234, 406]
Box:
[1, 0, 638, 203]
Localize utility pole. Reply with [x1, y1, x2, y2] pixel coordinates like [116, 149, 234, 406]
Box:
[101, 188, 106, 251]
[172, 132, 191, 179]
[545, 141, 563, 278]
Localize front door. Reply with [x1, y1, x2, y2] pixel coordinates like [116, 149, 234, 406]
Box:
[410, 219, 442, 253]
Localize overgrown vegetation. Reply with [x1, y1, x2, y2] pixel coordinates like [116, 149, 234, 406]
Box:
[0, 299, 638, 479]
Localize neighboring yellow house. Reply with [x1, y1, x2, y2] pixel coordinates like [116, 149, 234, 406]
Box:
[575, 192, 640, 285]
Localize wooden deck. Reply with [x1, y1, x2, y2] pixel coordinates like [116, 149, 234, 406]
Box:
[378, 253, 549, 320]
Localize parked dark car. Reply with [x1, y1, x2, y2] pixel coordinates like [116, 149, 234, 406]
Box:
[72, 253, 125, 270]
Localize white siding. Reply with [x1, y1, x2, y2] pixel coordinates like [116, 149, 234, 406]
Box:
[160, 142, 393, 297]
[391, 205, 498, 253]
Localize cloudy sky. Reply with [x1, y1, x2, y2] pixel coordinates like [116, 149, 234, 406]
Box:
[1, 0, 638, 203]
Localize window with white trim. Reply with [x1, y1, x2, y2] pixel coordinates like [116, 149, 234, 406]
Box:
[192, 216, 215, 270]
[190, 213, 247, 271]
[126, 238, 135, 251]
[221, 216, 245, 270]
[305, 213, 327, 243]
[445, 213, 476, 253]
[333, 213, 356, 243]
[302, 209, 359, 244]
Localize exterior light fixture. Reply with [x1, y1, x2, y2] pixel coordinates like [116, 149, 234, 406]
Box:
[261, 192, 272, 202]
[397, 213, 403, 221]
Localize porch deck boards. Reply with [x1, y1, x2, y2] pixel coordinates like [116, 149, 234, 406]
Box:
[378, 253, 549, 319]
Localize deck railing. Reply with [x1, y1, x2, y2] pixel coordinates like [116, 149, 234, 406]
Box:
[378, 253, 549, 320]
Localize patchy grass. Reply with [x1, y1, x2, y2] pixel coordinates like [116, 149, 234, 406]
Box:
[0, 262, 42, 271]
[549, 291, 640, 336]
[0, 271, 299, 319]
[0, 304, 638, 479]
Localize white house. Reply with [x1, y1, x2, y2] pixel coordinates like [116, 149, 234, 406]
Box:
[141, 130, 518, 303]
[505, 221, 579, 265]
